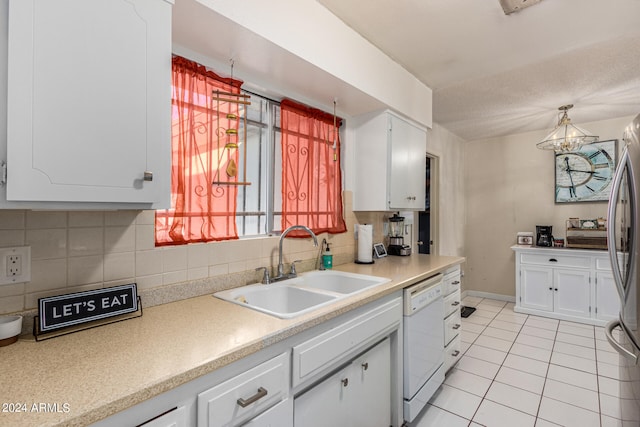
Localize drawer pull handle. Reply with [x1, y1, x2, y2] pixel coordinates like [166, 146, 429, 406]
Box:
[237, 387, 268, 408]
[362, 362, 369, 371]
[452, 301, 460, 306]
[341, 378, 349, 387]
[452, 350, 460, 357]
[452, 324, 461, 330]
[451, 281, 460, 285]
[549, 287, 553, 290]
[549, 258, 558, 262]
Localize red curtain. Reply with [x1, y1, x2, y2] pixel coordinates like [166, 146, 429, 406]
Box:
[155, 56, 244, 245]
[280, 99, 347, 236]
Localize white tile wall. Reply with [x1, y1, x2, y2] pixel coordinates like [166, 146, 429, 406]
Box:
[0, 192, 359, 314]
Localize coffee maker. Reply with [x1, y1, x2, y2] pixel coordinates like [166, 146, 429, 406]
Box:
[387, 213, 411, 256]
[536, 225, 553, 247]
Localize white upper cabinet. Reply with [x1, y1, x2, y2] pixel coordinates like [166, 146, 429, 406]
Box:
[353, 110, 427, 211]
[5, 0, 172, 208]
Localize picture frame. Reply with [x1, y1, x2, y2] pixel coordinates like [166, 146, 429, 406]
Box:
[554, 139, 617, 203]
[373, 243, 387, 258]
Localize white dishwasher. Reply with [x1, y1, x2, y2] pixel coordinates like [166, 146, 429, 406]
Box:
[403, 273, 445, 423]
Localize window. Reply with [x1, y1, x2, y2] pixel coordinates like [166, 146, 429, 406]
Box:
[156, 57, 346, 245]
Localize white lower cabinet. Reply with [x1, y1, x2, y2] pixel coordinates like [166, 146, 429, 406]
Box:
[197, 352, 290, 427]
[294, 338, 391, 427]
[513, 246, 620, 325]
[243, 398, 293, 427]
[139, 406, 188, 427]
[442, 266, 461, 372]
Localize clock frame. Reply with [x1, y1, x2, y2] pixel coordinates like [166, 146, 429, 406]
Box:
[554, 139, 617, 203]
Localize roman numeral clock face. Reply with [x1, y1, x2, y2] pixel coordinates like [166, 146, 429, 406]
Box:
[555, 140, 616, 203]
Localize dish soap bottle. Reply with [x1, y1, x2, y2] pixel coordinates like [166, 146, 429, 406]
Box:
[322, 242, 333, 270]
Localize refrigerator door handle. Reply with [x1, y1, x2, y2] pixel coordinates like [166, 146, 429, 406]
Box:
[605, 319, 638, 363]
[607, 147, 634, 303]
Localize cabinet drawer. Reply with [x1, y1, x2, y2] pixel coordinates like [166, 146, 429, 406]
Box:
[520, 253, 590, 268]
[197, 352, 289, 427]
[443, 291, 461, 318]
[444, 310, 461, 346]
[442, 267, 461, 296]
[292, 297, 401, 387]
[444, 335, 461, 372]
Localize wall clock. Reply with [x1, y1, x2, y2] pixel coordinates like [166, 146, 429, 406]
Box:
[555, 139, 617, 203]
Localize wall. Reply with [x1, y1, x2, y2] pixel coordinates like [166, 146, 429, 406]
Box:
[464, 115, 635, 297]
[0, 202, 357, 316]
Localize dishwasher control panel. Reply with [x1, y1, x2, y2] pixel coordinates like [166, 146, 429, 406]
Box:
[403, 273, 443, 315]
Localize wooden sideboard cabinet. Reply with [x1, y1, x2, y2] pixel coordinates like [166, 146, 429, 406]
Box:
[512, 245, 620, 326]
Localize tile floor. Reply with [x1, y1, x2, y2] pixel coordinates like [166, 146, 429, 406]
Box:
[410, 296, 635, 427]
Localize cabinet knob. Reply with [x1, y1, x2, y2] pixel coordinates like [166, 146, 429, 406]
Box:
[548, 258, 558, 262]
[451, 350, 460, 357]
[341, 378, 349, 387]
[549, 287, 553, 290]
[452, 324, 461, 330]
[361, 362, 369, 371]
[451, 281, 460, 285]
[452, 301, 460, 306]
[143, 171, 153, 182]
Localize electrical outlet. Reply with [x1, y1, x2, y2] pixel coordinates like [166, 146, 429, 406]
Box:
[0, 246, 31, 285]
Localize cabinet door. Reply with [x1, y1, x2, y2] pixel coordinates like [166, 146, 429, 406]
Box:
[242, 398, 293, 427]
[388, 115, 426, 210]
[294, 365, 348, 427]
[7, 0, 171, 206]
[520, 266, 554, 312]
[595, 271, 620, 321]
[554, 269, 591, 318]
[351, 338, 391, 427]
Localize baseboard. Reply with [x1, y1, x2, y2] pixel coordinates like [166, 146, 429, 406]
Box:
[462, 290, 516, 303]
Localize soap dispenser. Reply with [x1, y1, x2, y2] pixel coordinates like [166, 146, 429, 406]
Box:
[322, 242, 333, 270]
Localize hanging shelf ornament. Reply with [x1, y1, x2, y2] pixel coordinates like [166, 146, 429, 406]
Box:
[212, 60, 251, 186]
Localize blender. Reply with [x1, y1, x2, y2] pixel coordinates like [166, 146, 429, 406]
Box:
[387, 213, 412, 256]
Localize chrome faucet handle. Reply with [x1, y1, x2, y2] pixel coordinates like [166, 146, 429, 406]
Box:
[255, 267, 271, 284]
[290, 260, 302, 277]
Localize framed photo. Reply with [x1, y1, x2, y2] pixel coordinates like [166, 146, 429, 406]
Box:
[555, 140, 617, 203]
[373, 243, 387, 258]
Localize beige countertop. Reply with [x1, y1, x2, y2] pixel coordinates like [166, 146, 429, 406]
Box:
[0, 254, 464, 427]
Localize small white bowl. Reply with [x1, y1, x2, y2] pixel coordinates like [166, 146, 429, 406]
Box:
[0, 315, 22, 346]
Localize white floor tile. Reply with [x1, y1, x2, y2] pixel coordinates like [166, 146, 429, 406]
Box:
[473, 399, 536, 427]
[465, 344, 508, 365]
[461, 330, 480, 344]
[600, 392, 623, 419]
[558, 323, 595, 338]
[494, 312, 528, 325]
[555, 331, 595, 348]
[551, 351, 597, 374]
[619, 397, 640, 422]
[515, 333, 555, 350]
[444, 368, 493, 397]
[597, 348, 622, 365]
[542, 378, 599, 411]
[560, 320, 594, 330]
[510, 342, 552, 362]
[503, 302, 516, 311]
[535, 419, 563, 427]
[411, 404, 470, 427]
[495, 366, 545, 394]
[478, 299, 507, 308]
[485, 381, 541, 415]
[465, 315, 492, 326]
[599, 376, 635, 399]
[489, 319, 524, 332]
[455, 355, 501, 380]
[502, 353, 549, 377]
[520, 324, 557, 340]
[474, 334, 513, 352]
[601, 414, 624, 427]
[598, 360, 623, 380]
[596, 337, 618, 354]
[538, 396, 600, 427]
[481, 326, 518, 342]
[473, 308, 500, 319]
[525, 317, 559, 331]
[553, 340, 596, 360]
[461, 340, 472, 355]
[546, 364, 597, 391]
[463, 296, 483, 306]
[464, 322, 487, 334]
[429, 384, 482, 420]
[475, 304, 502, 315]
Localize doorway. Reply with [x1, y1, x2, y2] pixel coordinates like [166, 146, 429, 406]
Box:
[418, 154, 438, 254]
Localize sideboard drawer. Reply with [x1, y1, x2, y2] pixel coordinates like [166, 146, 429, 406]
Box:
[520, 253, 590, 268]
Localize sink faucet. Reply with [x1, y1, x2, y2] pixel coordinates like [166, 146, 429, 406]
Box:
[274, 225, 318, 281]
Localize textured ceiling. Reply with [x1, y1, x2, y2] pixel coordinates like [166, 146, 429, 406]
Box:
[317, 0, 640, 141]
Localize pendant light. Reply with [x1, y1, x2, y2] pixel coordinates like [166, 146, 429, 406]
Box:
[536, 104, 598, 152]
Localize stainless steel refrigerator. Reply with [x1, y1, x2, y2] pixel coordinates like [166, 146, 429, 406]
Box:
[606, 113, 640, 423]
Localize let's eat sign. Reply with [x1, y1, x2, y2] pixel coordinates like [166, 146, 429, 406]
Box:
[38, 284, 139, 332]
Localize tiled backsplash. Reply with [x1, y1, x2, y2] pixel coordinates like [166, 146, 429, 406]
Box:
[0, 192, 367, 316]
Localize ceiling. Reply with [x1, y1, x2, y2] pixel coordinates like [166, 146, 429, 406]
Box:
[317, 0, 640, 141]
